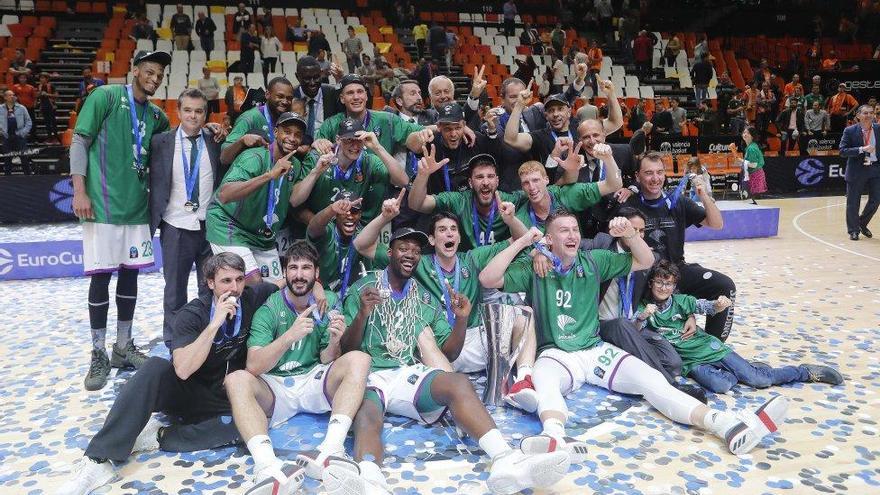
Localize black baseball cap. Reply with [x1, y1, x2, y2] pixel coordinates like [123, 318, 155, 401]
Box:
[467, 153, 497, 173]
[276, 112, 307, 130]
[331, 189, 363, 210]
[338, 74, 369, 92]
[133, 50, 172, 67]
[338, 117, 364, 139]
[544, 94, 570, 108]
[437, 102, 465, 123]
[389, 227, 429, 247]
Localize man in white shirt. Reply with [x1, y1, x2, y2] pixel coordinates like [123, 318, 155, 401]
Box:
[149, 88, 223, 346]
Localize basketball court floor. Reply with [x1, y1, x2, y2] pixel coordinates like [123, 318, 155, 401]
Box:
[2, 195, 878, 495]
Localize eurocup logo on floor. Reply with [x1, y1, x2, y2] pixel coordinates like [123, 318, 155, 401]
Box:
[796, 158, 825, 186]
[0, 248, 13, 276]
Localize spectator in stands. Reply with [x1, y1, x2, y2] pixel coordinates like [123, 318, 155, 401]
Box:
[668, 98, 687, 135]
[170, 4, 192, 51]
[578, 96, 600, 122]
[551, 23, 566, 58]
[315, 49, 332, 83]
[357, 54, 380, 86]
[503, 0, 517, 37]
[512, 55, 538, 84]
[595, 0, 614, 43]
[286, 18, 307, 42]
[416, 57, 437, 98]
[786, 52, 803, 80]
[195, 11, 216, 57]
[694, 34, 709, 62]
[690, 55, 714, 108]
[11, 73, 36, 139]
[412, 21, 428, 60]
[686, 157, 713, 201]
[428, 22, 448, 71]
[238, 24, 259, 73]
[805, 100, 830, 137]
[307, 28, 331, 58]
[260, 27, 282, 84]
[828, 83, 858, 131]
[198, 66, 220, 121]
[257, 6, 272, 33]
[550, 51, 566, 95]
[232, 3, 251, 36]
[587, 40, 604, 95]
[130, 13, 155, 42]
[755, 81, 776, 144]
[224, 76, 247, 122]
[776, 98, 806, 152]
[741, 127, 766, 203]
[342, 26, 364, 74]
[783, 74, 803, 100]
[1, 89, 33, 175]
[76, 67, 103, 111]
[753, 59, 771, 88]
[9, 49, 33, 80]
[727, 90, 747, 137]
[627, 99, 648, 133]
[37, 73, 58, 144]
[694, 101, 719, 136]
[805, 40, 821, 77]
[378, 68, 400, 103]
[821, 50, 840, 71]
[664, 35, 681, 67]
[520, 23, 542, 55]
[633, 30, 653, 81]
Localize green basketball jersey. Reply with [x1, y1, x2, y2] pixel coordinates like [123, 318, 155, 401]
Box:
[503, 250, 632, 352]
[248, 289, 339, 377]
[343, 270, 451, 370]
[433, 190, 526, 251]
[514, 183, 602, 232]
[206, 146, 304, 250]
[74, 84, 169, 225]
[638, 294, 733, 375]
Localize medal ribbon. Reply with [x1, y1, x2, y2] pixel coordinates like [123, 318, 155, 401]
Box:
[178, 127, 204, 204]
[126, 85, 146, 176]
[433, 254, 461, 327]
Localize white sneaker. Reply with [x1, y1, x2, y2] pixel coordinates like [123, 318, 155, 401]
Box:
[295, 447, 344, 480]
[245, 462, 305, 495]
[725, 395, 789, 456]
[322, 457, 390, 495]
[486, 448, 571, 495]
[55, 456, 115, 495]
[520, 434, 589, 464]
[131, 417, 163, 453]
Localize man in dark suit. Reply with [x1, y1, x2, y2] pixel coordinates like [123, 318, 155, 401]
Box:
[839, 104, 880, 240]
[150, 88, 223, 346]
[293, 55, 343, 138]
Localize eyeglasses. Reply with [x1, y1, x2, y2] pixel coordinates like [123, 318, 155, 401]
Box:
[652, 280, 676, 289]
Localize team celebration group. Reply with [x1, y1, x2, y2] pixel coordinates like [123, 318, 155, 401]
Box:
[57, 49, 846, 495]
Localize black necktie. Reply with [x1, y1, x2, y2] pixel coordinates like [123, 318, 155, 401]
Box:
[307, 99, 317, 136]
[187, 135, 200, 204]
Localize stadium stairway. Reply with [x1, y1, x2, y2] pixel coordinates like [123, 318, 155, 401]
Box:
[33, 20, 102, 173]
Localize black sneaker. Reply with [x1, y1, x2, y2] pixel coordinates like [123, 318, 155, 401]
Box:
[110, 340, 149, 369]
[84, 349, 111, 391]
[800, 364, 844, 386]
[675, 383, 708, 404]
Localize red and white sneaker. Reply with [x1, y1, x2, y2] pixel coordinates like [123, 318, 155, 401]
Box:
[503, 375, 539, 413]
[725, 395, 789, 455]
[520, 434, 590, 464]
[245, 462, 305, 495]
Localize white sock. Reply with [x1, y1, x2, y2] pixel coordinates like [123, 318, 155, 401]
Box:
[318, 414, 352, 454]
[478, 428, 511, 459]
[541, 418, 566, 440]
[358, 460, 387, 487]
[703, 409, 741, 438]
[516, 365, 533, 382]
[246, 435, 278, 474]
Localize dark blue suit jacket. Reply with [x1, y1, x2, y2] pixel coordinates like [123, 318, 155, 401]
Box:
[839, 122, 880, 182]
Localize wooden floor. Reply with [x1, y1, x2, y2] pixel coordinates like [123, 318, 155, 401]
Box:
[2, 196, 879, 495]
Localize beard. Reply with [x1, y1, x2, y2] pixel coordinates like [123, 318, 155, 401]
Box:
[286, 277, 316, 297]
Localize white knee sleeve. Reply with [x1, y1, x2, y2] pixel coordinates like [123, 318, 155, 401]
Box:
[611, 356, 701, 425]
[533, 356, 572, 417]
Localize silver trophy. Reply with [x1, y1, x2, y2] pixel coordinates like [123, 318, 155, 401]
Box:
[480, 303, 532, 406]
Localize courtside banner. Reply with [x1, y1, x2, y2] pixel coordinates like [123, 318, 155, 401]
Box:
[0, 238, 163, 281]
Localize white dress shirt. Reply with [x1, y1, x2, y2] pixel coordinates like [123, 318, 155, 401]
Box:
[163, 128, 214, 230]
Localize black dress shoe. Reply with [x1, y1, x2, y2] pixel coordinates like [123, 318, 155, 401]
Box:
[860, 225, 873, 238]
[849, 232, 859, 241]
